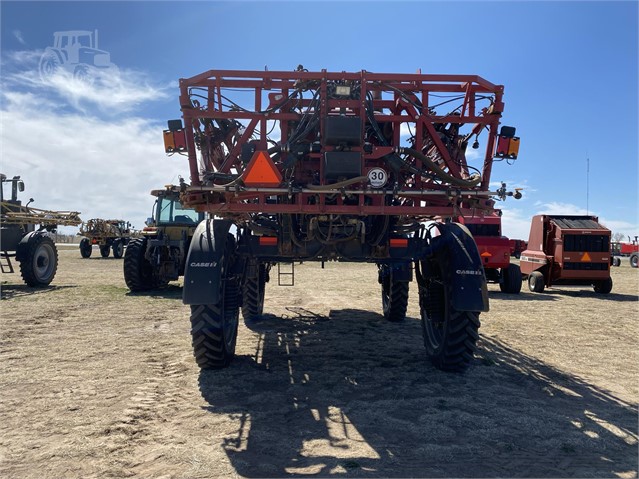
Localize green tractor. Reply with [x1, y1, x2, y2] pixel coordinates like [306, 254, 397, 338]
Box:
[1, 174, 81, 286]
[123, 184, 204, 291]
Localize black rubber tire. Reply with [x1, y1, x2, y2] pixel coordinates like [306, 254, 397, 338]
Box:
[100, 245, 110, 258]
[630, 254, 638, 268]
[190, 236, 240, 369]
[79, 238, 92, 258]
[593, 277, 613, 294]
[528, 271, 545, 293]
[241, 263, 266, 321]
[19, 235, 58, 287]
[112, 239, 124, 259]
[418, 257, 480, 372]
[499, 264, 522, 294]
[381, 270, 409, 322]
[123, 238, 155, 291]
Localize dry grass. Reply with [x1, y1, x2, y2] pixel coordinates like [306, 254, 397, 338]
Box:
[0, 247, 637, 478]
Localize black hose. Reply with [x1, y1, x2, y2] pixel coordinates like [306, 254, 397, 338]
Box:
[402, 147, 481, 188]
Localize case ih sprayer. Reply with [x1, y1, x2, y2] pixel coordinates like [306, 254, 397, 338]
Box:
[165, 67, 521, 372]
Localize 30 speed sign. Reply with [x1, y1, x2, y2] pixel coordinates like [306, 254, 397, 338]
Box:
[367, 167, 388, 188]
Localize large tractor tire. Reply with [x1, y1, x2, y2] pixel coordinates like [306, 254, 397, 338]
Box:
[190, 236, 240, 369]
[528, 271, 545, 293]
[630, 253, 638, 268]
[241, 263, 267, 321]
[123, 238, 157, 291]
[593, 277, 613, 294]
[100, 245, 110, 258]
[79, 238, 92, 258]
[381, 270, 409, 322]
[112, 239, 124, 259]
[418, 255, 480, 373]
[19, 235, 58, 287]
[499, 264, 522, 294]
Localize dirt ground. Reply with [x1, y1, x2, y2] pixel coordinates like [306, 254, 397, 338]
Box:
[1, 246, 637, 478]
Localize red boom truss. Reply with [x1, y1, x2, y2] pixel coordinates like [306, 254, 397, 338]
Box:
[172, 68, 518, 219]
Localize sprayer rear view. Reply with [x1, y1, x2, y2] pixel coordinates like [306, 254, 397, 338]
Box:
[164, 68, 522, 372]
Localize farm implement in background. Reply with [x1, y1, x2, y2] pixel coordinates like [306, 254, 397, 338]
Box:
[520, 215, 613, 294]
[165, 67, 522, 372]
[610, 236, 638, 268]
[0, 174, 81, 286]
[458, 212, 522, 294]
[78, 218, 134, 258]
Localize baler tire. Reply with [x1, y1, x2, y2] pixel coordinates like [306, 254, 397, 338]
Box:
[419, 258, 480, 373]
[499, 264, 522, 294]
[19, 235, 58, 287]
[593, 277, 613, 294]
[528, 271, 545, 293]
[190, 237, 240, 369]
[80, 238, 92, 258]
[630, 254, 638, 268]
[123, 238, 155, 291]
[381, 276, 409, 322]
[241, 264, 266, 322]
[100, 245, 110, 258]
[112, 239, 124, 259]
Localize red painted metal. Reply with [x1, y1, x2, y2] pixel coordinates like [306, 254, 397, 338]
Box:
[173, 68, 517, 218]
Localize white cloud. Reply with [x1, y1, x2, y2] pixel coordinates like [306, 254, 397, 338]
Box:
[12, 30, 26, 46]
[1, 90, 189, 234]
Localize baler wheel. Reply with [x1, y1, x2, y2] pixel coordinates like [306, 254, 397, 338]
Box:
[19, 235, 58, 287]
[418, 257, 480, 373]
[241, 263, 267, 321]
[123, 238, 155, 291]
[79, 238, 92, 258]
[381, 274, 409, 322]
[499, 264, 522, 294]
[528, 271, 545, 293]
[593, 277, 613, 294]
[100, 245, 110, 258]
[190, 236, 239, 369]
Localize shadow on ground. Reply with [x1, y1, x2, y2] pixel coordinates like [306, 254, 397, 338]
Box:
[125, 284, 183, 300]
[198, 309, 638, 477]
[0, 283, 77, 300]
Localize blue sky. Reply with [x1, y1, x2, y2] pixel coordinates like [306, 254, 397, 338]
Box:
[1, 1, 637, 240]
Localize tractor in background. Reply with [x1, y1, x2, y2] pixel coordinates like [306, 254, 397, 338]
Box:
[459, 212, 522, 294]
[123, 183, 204, 291]
[1, 174, 81, 286]
[520, 215, 613, 294]
[610, 236, 638, 268]
[166, 67, 523, 373]
[78, 219, 133, 258]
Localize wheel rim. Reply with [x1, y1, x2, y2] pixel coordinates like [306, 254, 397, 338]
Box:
[34, 243, 55, 280]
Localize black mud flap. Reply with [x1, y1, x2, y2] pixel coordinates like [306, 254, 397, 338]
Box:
[15, 231, 44, 262]
[182, 219, 232, 305]
[436, 222, 489, 312]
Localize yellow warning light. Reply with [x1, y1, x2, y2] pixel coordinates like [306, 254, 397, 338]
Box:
[243, 151, 283, 187]
[581, 252, 592, 262]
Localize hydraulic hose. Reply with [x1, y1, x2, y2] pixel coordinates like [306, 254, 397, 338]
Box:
[306, 176, 368, 191]
[401, 147, 481, 188]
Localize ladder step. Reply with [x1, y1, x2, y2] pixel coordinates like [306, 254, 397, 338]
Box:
[0, 254, 14, 274]
[277, 262, 294, 286]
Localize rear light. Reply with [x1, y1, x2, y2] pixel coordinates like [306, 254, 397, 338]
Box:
[259, 236, 278, 246]
[390, 238, 408, 248]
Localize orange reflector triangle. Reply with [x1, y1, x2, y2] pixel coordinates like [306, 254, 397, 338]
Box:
[243, 151, 282, 187]
[581, 252, 592, 262]
[480, 251, 492, 257]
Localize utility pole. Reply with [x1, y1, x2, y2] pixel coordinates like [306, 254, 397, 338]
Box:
[586, 157, 590, 215]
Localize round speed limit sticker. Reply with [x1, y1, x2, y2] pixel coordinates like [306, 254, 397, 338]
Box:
[367, 167, 388, 188]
